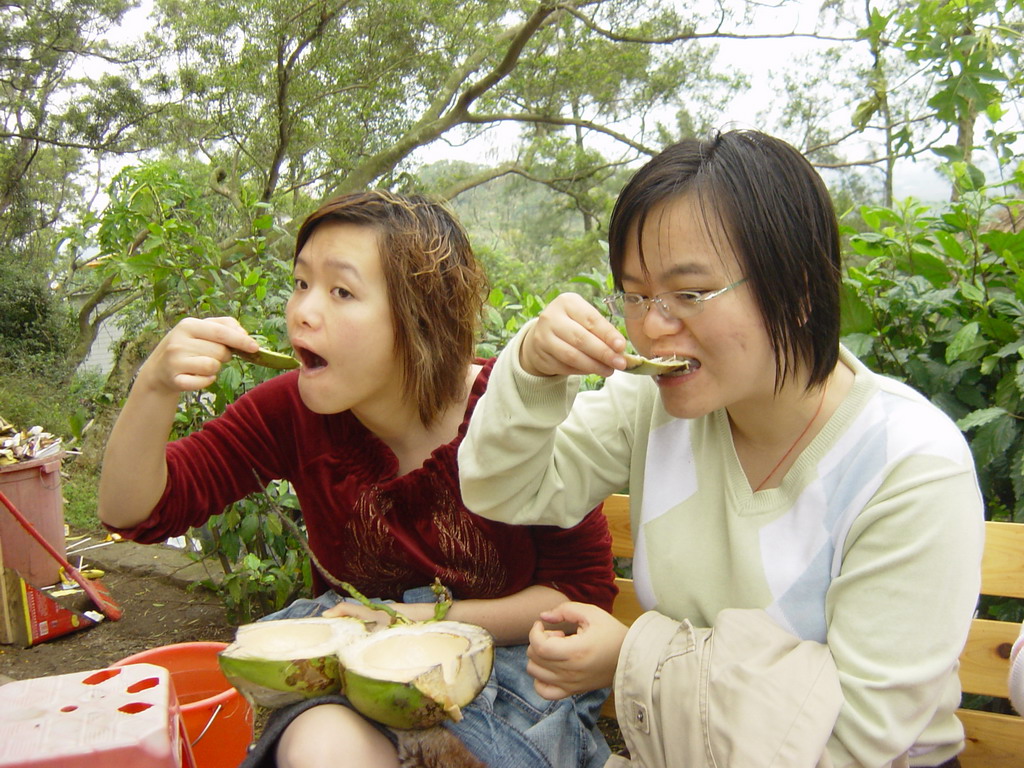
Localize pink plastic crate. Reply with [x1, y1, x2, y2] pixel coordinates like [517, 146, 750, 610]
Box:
[0, 663, 196, 768]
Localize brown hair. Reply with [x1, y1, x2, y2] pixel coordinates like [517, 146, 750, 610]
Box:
[294, 190, 487, 425]
[608, 130, 841, 391]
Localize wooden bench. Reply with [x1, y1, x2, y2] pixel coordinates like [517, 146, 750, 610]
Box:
[601, 493, 1024, 766]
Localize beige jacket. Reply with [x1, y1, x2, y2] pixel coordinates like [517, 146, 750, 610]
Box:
[605, 609, 911, 768]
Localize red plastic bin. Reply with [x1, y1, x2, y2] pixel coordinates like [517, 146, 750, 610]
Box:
[0, 453, 66, 588]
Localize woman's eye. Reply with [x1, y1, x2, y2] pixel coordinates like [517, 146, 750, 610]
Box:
[332, 287, 353, 299]
[293, 278, 308, 290]
[673, 290, 703, 300]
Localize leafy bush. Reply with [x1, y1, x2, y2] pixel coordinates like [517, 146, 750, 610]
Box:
[0, 263, 75, 361]
[841, 163, 1024, 523]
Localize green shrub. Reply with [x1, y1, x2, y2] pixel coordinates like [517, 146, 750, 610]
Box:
[841, 164, 1024, 523]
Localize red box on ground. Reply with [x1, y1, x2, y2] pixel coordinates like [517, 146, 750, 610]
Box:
[0, 566, 100, 646]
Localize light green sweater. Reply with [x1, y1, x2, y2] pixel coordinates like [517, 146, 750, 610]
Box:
[459, 325, 985, 768]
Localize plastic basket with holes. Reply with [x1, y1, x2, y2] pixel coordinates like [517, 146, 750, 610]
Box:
[0, 663, 196, 767]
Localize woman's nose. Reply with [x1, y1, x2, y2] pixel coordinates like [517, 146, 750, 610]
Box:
[641, 301, 684, 337]
[287, 291, 322, 328]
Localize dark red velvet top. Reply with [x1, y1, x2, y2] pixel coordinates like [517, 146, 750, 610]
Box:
[110, 360, 616, 611]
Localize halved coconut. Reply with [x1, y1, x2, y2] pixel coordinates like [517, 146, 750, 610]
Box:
[339, 621, 494, 729]
[218, 617, 369, 708]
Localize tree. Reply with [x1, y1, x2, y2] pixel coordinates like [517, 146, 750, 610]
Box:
[0, 1, 149, 249]
[11, 0, 1023, 453]
[53, 0, 743, 388]
[849, 0, 1023, 202]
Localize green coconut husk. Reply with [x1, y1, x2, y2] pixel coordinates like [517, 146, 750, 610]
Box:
[219, 479, 491, 726]
[230, 346, 300, 370]
[340, 622, 494, 729]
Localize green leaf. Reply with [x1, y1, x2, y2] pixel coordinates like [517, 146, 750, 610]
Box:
[932, 145, 964, 162]
[224, 507, 241, 528]
[969, 414, 1017, 466]
[840, 284, 875, 335]
[957, 407, 1009, 431]
[852, 94, 881, 130]
[897, 250, 952, 287]
[946, 322, 981, 364]
[220, 364, 243, 392]
[238, 512, 260, 542]
[933, 230, 966, 263]
[841, 333, 875, 358]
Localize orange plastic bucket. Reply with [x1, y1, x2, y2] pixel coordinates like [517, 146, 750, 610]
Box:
[114, 641, 253, 768]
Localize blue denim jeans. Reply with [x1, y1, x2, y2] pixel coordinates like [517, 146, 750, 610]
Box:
[241, 588, 611, 768]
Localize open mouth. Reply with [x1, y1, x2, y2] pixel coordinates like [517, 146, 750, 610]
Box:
[297, 348, 328, 370]
[622, 354, 697, 377]
[656, 358, 700, 379]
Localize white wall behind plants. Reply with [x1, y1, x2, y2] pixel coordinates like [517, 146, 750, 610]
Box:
[78, 317, 121, 375]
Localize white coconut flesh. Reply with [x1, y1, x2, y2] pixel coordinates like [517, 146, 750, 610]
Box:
[339, 621, 494, 729]
[218, 617, 369, 709]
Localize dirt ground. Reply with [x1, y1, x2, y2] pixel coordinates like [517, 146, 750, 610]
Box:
[0, 562, 235, 683]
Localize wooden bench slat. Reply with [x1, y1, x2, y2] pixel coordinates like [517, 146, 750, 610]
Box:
[960, 618, 1020, 699]
[982, 522, 1024, 599]
[957, 709, 1024, 768]
[612, 578, 642, 626]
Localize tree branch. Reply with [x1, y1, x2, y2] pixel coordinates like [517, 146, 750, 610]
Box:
[464, 111, 658, 155]
[448, 3, 562, 119]
[555, 3, 855, 45]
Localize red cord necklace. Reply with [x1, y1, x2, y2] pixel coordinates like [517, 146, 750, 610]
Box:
[753, 384, 828, 493]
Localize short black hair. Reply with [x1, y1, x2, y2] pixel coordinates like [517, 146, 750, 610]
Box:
[607, 130, 841, 390]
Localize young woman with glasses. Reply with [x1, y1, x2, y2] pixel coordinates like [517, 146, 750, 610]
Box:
[459, 131, 983, 768]
[98, 191, 616, 768]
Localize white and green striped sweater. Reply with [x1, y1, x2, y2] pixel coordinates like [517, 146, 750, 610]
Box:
[460, 326, 984, 768]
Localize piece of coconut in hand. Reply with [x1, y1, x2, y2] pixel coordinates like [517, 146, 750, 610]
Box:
[229, 345, 300, 370]
[620, 352, 693, 376]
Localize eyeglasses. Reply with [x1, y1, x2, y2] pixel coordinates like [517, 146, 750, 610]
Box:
[603, 278, 748, 321]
